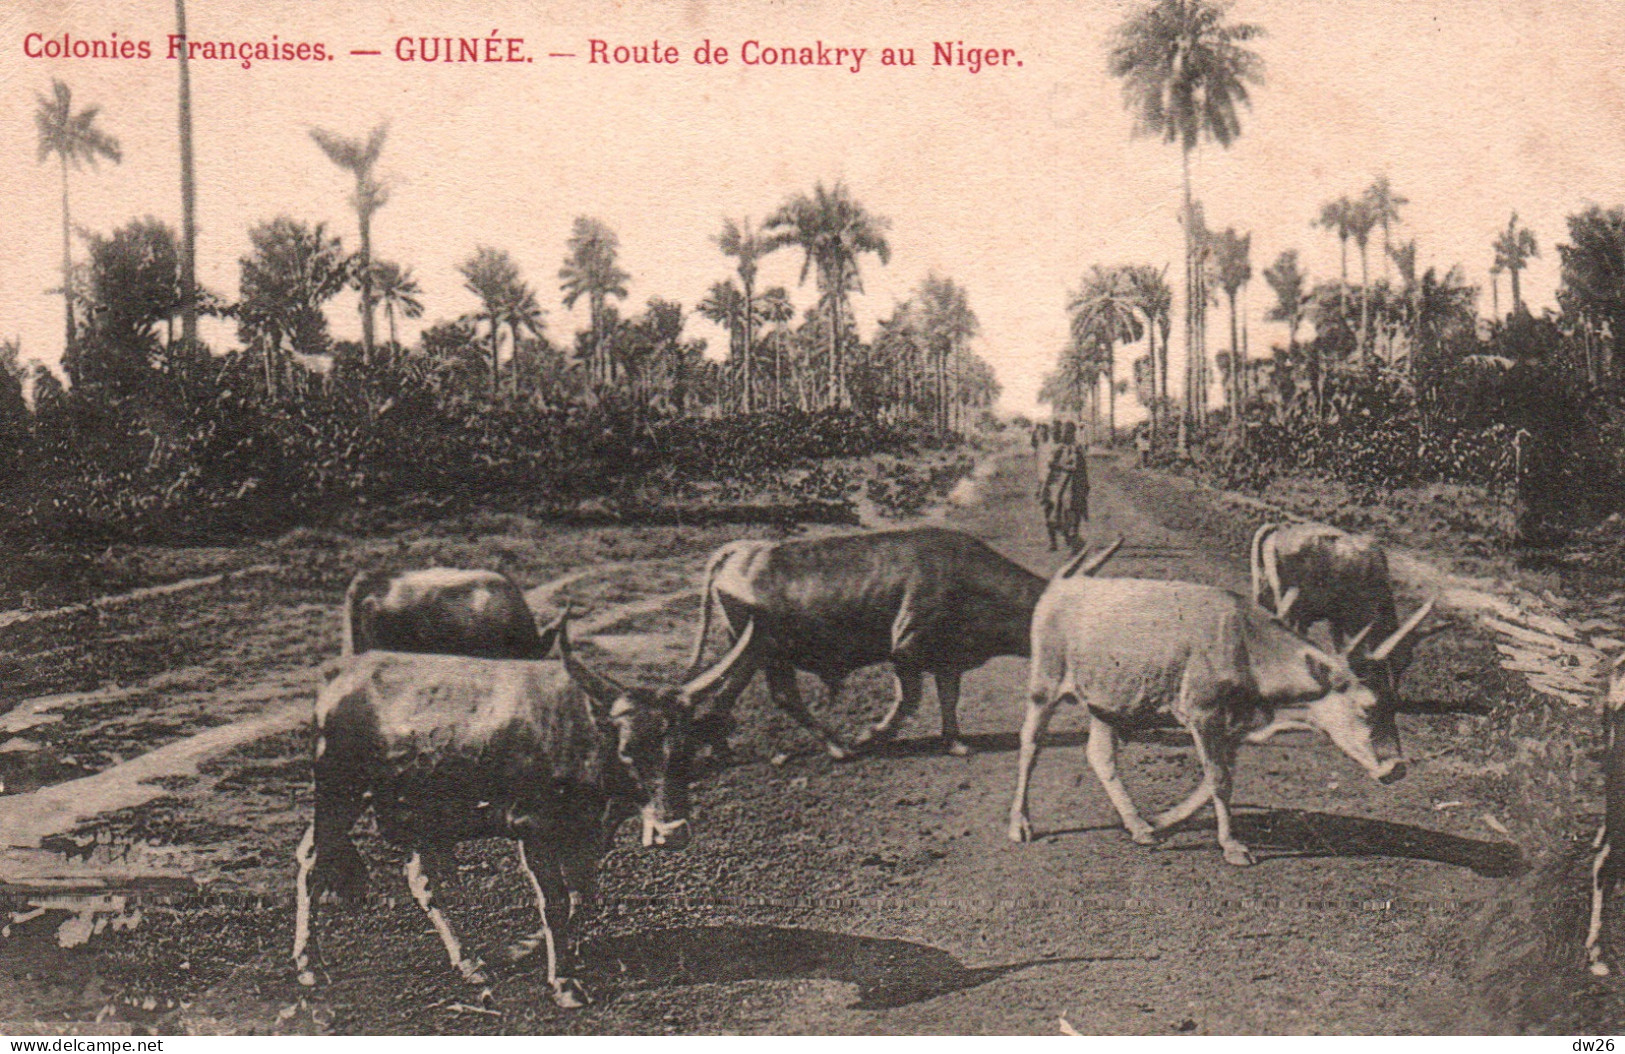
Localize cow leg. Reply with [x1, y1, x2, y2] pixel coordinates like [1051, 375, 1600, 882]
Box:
[934, 669, 972, 756]
[403, 849, 490, 989]
[516, 838, 591, 1008]
[1589, 825, 1614, 976]
[1085, 713, 1157, 846]
[291, 823, 320, 986]
[293, 777, 368, 986]
[853, 665, 922, 753]
[1190, 723, 1252, 866]
[765, 661, 852, 762]
[1153, 780, 1214, 832]
[1007, 694, 1060, 843]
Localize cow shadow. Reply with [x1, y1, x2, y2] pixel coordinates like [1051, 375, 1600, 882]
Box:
[1222, 807, 1525, 877]
[579, 924, 1117, 1010]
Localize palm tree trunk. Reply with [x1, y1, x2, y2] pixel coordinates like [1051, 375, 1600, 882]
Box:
[1359, 246, 1371, 363]
[1491, 274, 1500, 320]
[59, 160, 73, 355]
[175, 0, 198, 348]
[359, 212, 375, 366]
[387, 303, 398, 349]
[490, 318, 500, 399]
[1511, 267, 1523, 315]
[1181, 148, 1195, 435]
[1106, 342, 1117, 443]
[742, 276, 754, 414]
[1228, 290, 1241, 437]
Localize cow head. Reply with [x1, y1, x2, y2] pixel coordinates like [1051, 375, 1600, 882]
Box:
[1297, 647, 1407, 785]
[556, 613, 758, 850]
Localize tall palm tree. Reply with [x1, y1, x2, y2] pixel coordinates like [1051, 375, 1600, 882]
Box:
[1489, 261, 1503, 320]
[459, 246, 520, 398]
[1364, 175, 1408, 282]
[310, 124, 389, 366]
[501, 281, 545, 394]
[756, 286, 795, 409]
[1346, 198, 1378, 360]
[371, 261, 423, 350]
[696, 280, 748, 411]
[1069, 266, 1145, 443]
[559, 217, 630, 386]
[714, 217, 768, 413]
[1263, 249, 1314, 413]
[174, 0, 198, 347]
[1109, 0, 1264, 436]
[1208, 228, 1251, 433]
[1317, 196, 1354, 316]
[917, 274, 979, 434]
[765, 181, 891, 409]
[1126, 264, 1173, 440]
[1492, 212, 1539, 316]
[34, 80, 122, 354]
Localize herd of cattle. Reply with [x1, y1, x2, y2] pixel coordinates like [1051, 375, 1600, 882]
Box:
[281, 513, 1625, 1008]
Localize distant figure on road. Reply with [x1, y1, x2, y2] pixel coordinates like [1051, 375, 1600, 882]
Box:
[1030, 421, 1051, 480]
[1134, 429, 1151, 467]
[1039, 421, 1089, 552]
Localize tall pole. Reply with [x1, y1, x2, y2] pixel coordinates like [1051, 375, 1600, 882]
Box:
[175, 0, 198, 347]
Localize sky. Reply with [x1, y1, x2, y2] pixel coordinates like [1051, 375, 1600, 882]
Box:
[3, 0, 1624, 419]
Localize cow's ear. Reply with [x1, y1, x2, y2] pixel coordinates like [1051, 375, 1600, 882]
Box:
[1304, 653, 1335, 691]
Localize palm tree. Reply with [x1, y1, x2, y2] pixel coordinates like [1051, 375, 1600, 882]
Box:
[1489, 261, 1503, 320]
[1069, 266, 1145, 443]
[34, 80, 122, 354]
[371, 261, 423, 350]
[559, 217, 630, 386]
[697, 280, 748, 410]
[310, 124, 389, 366]
[1346, 197, 1378, 360]
[1208, 228, 1251, 433]
[459, 247, 521, 397]
[1126, 264, 1173, 440]
[714, 217, 768, 413]
[1109, 0, 1264, 436]
[756, 287, 795, 409]
[501, 281, 545, 393]
[765, 181, 892, 409]
[174, 0, 198, 347]
[1263, 249, 1314, 414]
[1493, 212, 1539, 316]
[1364, 175, 1408, 281]
[917, 274, 979, 435]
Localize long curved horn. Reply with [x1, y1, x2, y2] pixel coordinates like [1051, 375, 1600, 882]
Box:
[1341, 621, 1377, 659]
[1059, 535, 1125, 579]
[557, 610, 627, 708]
[680, 620, 759, 710]
[1369, 596, 1436, 663]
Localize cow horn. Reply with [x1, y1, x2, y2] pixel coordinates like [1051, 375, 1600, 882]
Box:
[1059, 535, 1125, 579]
[1341, 621, 1377, 659]
[1273, 586, 1300, 623]
[680, 620, 759, 709]
[557, 609, 627, 707]
[1368, 597, 1436, 663]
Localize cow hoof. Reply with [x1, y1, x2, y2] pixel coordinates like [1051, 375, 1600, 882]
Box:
[1008, 819, 1033, 843]
[1591, 960, 1611, 978]
[1129, 827, 1159, 847]
[478, 986, 496, 1008]
[945, 739, 973, 757]
[506, 938, 540, 963]
[1222, 843, 1256, 867]
[769, 752, 792, 767]
[550, 978, 592, 1009]
[460, 959, 490, 987]
[826, 743, 855, 762]
[297, 969, 317, 988]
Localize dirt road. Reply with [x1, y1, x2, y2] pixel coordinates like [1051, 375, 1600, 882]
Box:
[0, 441, 1540, 1034]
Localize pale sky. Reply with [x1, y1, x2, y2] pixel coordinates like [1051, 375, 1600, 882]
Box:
[3, 0, 1624, 418]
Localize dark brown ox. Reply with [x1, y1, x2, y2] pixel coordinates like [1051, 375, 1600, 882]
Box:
[685, 527, 1120, 760]
[1009, 575, 1425, 866]
[292, 613, 757, 1008]
[1247, 522, 1437, 743]
[343, 567, 556, 660]
[1587, 654, 1625, 976]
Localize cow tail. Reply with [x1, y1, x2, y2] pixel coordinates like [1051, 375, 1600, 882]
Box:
[1250, 523, 1281, 611]
[685, 546, 732, 679]
[341, 572, 368, 658]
